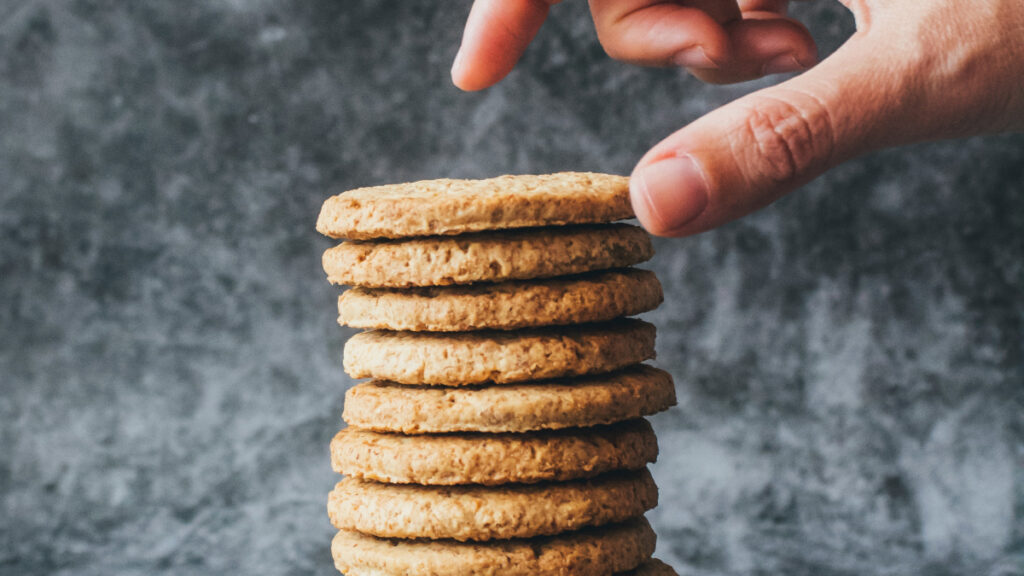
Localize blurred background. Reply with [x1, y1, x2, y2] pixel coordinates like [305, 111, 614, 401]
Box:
[1, 1, 1021, 575]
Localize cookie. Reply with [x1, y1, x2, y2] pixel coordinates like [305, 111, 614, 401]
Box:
[337, 268, 662, 332]
[343, 319, 655, 386]
[323, 224, 653, 288]
[316, 172, 633, 240]
[631, 560, 678, 576]
[330, 420, 658, 486]
[327, 470, 656, 541]
[342, 365, 676, 434]
[331, 517, 655, 576]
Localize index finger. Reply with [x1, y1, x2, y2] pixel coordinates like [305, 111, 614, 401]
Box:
[452, 0, 559, 91]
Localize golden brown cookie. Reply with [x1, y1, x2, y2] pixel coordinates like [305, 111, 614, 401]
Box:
[342, 365, 677, 434]
[330, 420, 658, 486]
[343, 319, 655, 386]
[316, 172, 633, 240]
[323, 224, 653, 288]
[331, 517, 656, 576]
[337, 268, 663, 332]
[327, 470, 656, 541]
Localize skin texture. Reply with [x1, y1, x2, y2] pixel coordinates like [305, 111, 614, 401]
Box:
[451, 0, 1024, 237]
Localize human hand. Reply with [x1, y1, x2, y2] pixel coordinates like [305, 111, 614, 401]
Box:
[451, 1, 1024, 237]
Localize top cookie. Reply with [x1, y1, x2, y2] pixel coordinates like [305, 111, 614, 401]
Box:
[316, 172, 633, 240]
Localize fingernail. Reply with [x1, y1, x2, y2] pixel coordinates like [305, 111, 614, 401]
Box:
[672, 47, 716, 69]
[762, 54, 806, 75]
[631, 156, 709, 233]
[451, 46, 465, 78]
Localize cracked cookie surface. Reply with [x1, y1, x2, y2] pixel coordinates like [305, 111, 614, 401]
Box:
[316, 172, 633, 240]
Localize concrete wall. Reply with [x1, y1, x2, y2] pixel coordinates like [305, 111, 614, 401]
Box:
[1, 2, 1021, 574]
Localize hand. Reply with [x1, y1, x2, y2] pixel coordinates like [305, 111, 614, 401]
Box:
[451, 0, 1024, 237]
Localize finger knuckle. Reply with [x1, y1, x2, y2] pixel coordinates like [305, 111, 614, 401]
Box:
[734, 92, 836, 184]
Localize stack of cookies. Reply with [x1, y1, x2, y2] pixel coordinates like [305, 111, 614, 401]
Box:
[316, 172, 678, 576]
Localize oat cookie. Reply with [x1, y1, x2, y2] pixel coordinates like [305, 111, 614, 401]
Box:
[337, 268, 663, 332]
[316, 172, 633, 240]
[330, 420, 658, 486]
[342, 365, 677, 434]
[323, 224, 653, 288]
[343, 319, 655, 385]
[328, 470, 656, 541]
[331, 517, 655, 576]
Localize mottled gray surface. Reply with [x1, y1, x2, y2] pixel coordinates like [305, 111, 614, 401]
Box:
[0, 1, 1021, 575]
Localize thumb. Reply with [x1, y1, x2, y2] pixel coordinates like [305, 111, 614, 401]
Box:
[629, 40, 909, 237]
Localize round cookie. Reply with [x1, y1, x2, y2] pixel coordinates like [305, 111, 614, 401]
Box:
[337, 268, 663, 332]
[316, 172, 633, 240]
[327, 470, 657, 541]
[331, 420, 658, 486]
[323, 224, 653, 288]
[343, 319, 656, 386]
[342, 365, 677, 434]
[331, 517, 656, 576]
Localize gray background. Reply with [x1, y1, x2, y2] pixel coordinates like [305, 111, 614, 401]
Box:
[1, 1, 1021, 575]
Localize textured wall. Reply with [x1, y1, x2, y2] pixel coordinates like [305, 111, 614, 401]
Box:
[1, 2, 1021, 575]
